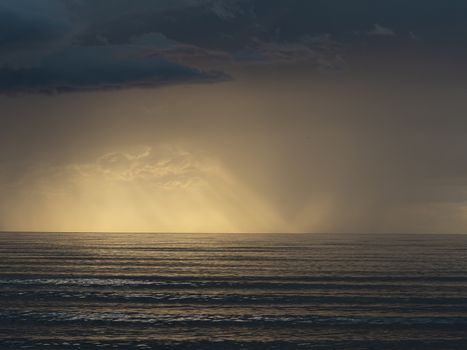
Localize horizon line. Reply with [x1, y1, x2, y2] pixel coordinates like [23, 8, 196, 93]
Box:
[0, 231, 465, 235]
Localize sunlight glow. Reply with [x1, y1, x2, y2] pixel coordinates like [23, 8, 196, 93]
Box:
[4, 144, 286, 233]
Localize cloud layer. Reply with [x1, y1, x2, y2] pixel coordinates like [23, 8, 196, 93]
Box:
[0, 0, 230, 94]
[0, 46, 228, 95]
[4, 0, 465, 94]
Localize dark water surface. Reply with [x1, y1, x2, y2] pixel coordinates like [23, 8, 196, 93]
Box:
[1, 233, 467, 349]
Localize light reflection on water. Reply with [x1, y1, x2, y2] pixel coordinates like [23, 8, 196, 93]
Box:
[1, 233, 467, 349]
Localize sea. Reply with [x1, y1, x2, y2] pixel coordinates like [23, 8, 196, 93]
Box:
[1, 232, 467, 349]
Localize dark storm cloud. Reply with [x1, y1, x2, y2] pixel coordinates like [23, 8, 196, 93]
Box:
[0, 6, 67, 47]
[0, 0, 73, 67]
[2, 0, 467, 94]
[0, 0, 230, 94]
[0, 46, 228, 95]
[74, 0, 467, 47]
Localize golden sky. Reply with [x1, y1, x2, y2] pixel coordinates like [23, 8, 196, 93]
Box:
[2, 61, 467, 234]
[3, 1, 467, 233]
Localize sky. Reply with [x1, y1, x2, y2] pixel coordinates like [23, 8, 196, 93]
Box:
[1, 0, 467, 233]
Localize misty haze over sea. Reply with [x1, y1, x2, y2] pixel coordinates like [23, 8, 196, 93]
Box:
[1, 232, 467, 349]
